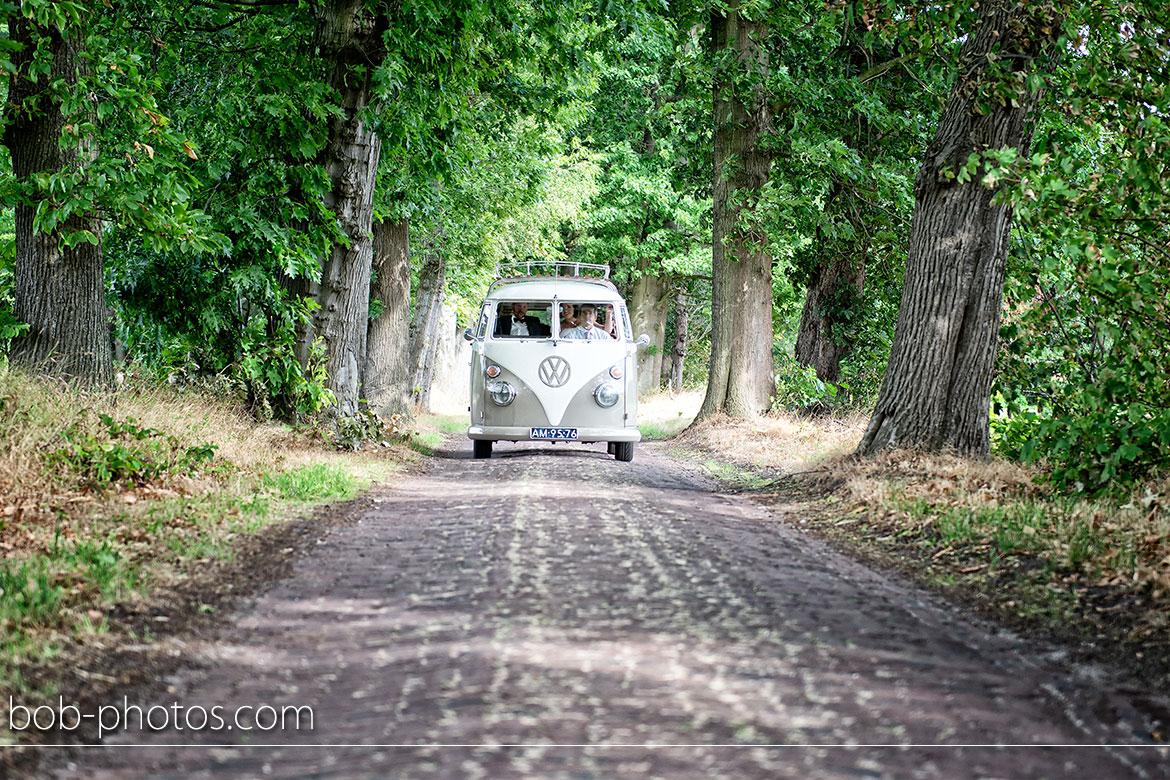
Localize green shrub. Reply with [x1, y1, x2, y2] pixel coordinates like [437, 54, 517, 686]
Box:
[236, 303, 335, 422]
[330, 409, 410, 452]
[48, 413, 217, 489]
[997, 301, 1170, 494]
[773, 355, 841, 414]
[0, 236, 30, 348]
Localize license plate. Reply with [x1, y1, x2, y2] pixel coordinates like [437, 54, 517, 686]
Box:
[530, 427, 578, 440]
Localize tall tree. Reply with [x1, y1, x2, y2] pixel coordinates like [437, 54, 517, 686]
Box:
[667, 285, 689, 395]
[407, 225, 446, 408]
[857, 1, 1062, 455]
[795, 248, 865, 384]
[784, 7, 939, 389]
[697, 2, 775, 419]
[628, 264, 670, 392]
[365, 217, 411, 416]
[3, 8, 110, 384]
[2, 2, 211, 387]
[309, 0, 388, 417]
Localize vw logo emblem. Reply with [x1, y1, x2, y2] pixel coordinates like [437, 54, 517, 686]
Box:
[538, 356, 570, 388]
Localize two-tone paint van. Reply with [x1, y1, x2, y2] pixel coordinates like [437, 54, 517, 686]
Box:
[465, 263, 649, 461]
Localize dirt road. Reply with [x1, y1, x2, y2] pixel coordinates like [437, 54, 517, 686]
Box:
[52, 439, 1169, 778]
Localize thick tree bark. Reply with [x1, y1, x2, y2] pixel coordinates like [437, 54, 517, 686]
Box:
[365, 218, 412, 417]
[857, 2, 1060, 456]
[312, 1, 387, 417]
[669, 288, 689, 396]
[627, 267, 670, 394]
[3, 19, 112, 387]
[795, 253, 865, 383]
[696, 5, 775, 420]
[408, 234, 447, 410]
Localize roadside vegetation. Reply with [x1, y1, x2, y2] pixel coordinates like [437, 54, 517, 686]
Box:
[0, 369, 410, 731]
[668, 404, 1170, 689]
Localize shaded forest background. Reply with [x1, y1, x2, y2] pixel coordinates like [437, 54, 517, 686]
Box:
[1, 0, 1168, 494]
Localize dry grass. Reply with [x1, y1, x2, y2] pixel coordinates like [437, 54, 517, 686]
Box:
[663, 404, 1170, 663]
[810, 449, 1169, 598]
[109, 383, 302, 470]
[637, 390, 703, 439]
[0, 370, 405, 702]
[815, 448, 1044, 504]
[105, 382, 400, 483]
[1, 373, 393, 518]
[672, 408, 868, 471]
[2, 374, 310, 538]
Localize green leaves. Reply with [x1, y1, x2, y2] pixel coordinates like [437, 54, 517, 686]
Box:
[49, 413, 218, 490]
[0, 233, 28, 345]
[994, 7, 1170, 493]
[571, 11, 709, 288]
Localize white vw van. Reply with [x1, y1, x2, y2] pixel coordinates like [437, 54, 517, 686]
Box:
[465, 263, 649, 461]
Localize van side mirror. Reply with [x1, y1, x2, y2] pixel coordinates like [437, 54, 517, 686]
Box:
[636, 334, 651, 348]
[463, 327, 475, 342]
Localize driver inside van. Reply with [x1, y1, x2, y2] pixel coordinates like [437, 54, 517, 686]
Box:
[495, 302, 550, 338]
[561, 304, 616, 340]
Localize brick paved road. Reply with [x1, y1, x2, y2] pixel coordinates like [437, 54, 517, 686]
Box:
[54, 440, 1169, 778]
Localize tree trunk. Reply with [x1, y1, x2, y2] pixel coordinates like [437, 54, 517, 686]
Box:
[669, 288, 689, 396]
[311, 1, 387, 417]
[627, 267, 670, 394]
[429, 303, 461, 406]
[857, 2, 1059, 457]
[696, 5, 775, 420]
[408, 234, 447, 410]
[365, 218, 412, 417]
[3, 19, 112, 387]
[795, 253, 865, 384]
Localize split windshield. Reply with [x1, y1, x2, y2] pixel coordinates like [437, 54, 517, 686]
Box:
[492, 300, 621, 340]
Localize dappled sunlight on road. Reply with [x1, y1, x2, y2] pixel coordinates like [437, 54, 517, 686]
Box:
[58, 440, 1170, 780]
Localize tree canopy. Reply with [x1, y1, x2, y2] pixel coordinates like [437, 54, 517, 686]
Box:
[2, 0, 1167, 492]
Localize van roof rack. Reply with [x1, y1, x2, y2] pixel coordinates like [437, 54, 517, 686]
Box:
[487, 261, 617, 295]
[495, 261, 610, 280]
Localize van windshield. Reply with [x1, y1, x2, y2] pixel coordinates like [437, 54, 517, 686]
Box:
[491, 300, 622, 340]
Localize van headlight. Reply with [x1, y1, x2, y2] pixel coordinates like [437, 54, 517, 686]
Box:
[594, 382, 620, 408]
[487, 380, 516, 406]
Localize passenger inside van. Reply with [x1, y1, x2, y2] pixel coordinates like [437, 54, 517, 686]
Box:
[558, 301, 578, 332]
[561, 304, 617, 340]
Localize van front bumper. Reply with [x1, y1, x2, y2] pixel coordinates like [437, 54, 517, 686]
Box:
[468, 425, 641, 443]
